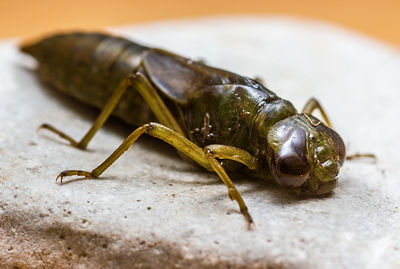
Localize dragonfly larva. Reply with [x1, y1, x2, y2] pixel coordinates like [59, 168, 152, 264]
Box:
[21, 32, 348, 227]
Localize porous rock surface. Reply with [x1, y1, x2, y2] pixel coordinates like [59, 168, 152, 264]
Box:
[1, 17, 400, 268]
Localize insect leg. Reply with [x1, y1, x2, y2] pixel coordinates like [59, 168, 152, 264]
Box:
[38, 77, 130, 149]
[129, 72, 184, 136]
[346, 153, 376, 161]
[302, 97, 332, 127]
[57, 123, 255, 227]
[203, 145, 260, 228]
[203, 144, 260, 170]
[303, 99, 376, 161]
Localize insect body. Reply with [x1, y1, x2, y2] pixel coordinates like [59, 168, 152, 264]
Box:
[21, 32, 345, 226]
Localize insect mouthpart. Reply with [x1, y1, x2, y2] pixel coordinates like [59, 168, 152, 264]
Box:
[298, 176, 338, 196]
[303, 158, 341, 195]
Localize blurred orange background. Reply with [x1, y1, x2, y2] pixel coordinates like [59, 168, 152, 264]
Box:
[1, 0, 399, 47]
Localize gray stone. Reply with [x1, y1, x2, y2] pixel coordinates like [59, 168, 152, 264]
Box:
[1, 17, 400, 268]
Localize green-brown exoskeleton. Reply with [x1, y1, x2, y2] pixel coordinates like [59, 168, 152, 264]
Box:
[21, 32, 346, 227]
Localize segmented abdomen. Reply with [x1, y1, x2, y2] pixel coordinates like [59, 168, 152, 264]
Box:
[22, 32, 155, 125]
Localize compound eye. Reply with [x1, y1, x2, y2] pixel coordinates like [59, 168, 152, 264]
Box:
[273, 128, 311, 188]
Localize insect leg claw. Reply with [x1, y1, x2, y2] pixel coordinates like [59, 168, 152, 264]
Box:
[242, 209, 254, 230]
[55, 170, 94, 184]
[36, 123, 48, 132]
[56, 172, 64, 184]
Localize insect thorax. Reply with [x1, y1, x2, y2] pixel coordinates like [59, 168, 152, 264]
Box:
[184, 84, 297, 159]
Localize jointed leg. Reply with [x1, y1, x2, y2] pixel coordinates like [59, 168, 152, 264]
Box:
[38, 78, 130, 149]
[302, 97, 332, 127]
[38, 70, 184, 149]
[57, 122, 258, 227]
[303, 99, 377, 161]
[203, 145, 259, 227]
[129, 72, 184, 135]
[57, 123, 208, 180]
[303, 99, 377, 162]
[346, 153, 376, 161]
[204, 144, 259, 170]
